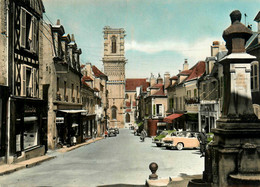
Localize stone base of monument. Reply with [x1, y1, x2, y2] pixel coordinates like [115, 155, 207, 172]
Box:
[207, 120, 260, 186]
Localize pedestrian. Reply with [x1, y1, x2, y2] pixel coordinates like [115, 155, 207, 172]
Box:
[140, 129, 147, 142]
[198, 129, 207, 157]
[104, 129, 108, 138]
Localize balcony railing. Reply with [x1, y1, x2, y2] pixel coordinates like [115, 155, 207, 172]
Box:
[185, 97, 199, 104]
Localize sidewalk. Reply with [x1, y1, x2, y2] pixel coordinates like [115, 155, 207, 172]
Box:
[0, 136, 104, 176]
[146, 174, 203, 187]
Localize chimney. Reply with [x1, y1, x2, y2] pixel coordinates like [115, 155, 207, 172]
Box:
[157, 73, 163, 84]
[150, 73, 156, 87]
[183, 59, 189, 70]
[211, 41, 220, 57]
[71, 34, 75, 42]
[56, 19, 60, 25]
[164, 72, 170, 88]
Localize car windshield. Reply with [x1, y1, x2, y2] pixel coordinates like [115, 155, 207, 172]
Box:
[161, 131, 168, 136]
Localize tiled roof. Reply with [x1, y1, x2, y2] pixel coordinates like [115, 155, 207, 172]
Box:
[125, 101, 136, 107]
[150, 83, 163, 89]
[169, 76, 178, 80]
[185, 61, 205, 81]
[92, 65, 107, 78]
[126, 101, 131, 107]
[125, 109, 131, 113]
[82, 75, 93, 81]
[125, 79, 149, 92]
[179, 69, 192, 75]
[151, 84, 165, 96]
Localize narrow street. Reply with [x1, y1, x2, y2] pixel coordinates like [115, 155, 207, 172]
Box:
[0, 129, 204, 186]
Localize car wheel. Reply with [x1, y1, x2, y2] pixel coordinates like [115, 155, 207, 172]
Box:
[177, 143, 184, 150]
[156, 143, 162, 147]
[166, 146, 171, 150]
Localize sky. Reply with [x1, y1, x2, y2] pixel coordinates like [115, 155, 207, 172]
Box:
[42, 0, 260, 78]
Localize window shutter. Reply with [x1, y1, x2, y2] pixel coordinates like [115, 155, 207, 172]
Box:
[22, 65, 26, 96]
[20, 9, 26, 48]
[33, 68, 37, 97]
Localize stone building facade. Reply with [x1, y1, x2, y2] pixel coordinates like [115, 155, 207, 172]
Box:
[102, 26, 126, 128]
[40, 20, 84, 149]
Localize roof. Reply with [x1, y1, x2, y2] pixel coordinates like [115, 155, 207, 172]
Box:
[151, 84, 165, 96]
[150, 83, 163, 89]
[125, 79, 149, 92]
[246, 32, 259, 51]
[254, 11, 260, 22]
[179, 69, 192, 75]
[163, 113, 184, 123]
[185, 61, 205, 82]
[125, 101, 136, 107]
[92, 65, 107, 78]
[169, 76, 178, 80]
[125, 109, 131, 113]
[82, 75, 93, 81]
[94, 87, 99, 92]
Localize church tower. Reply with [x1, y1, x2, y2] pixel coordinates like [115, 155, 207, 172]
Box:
[102, 26, 126, 128]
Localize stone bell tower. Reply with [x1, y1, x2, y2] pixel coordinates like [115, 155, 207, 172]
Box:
[102, 26, 126, 128]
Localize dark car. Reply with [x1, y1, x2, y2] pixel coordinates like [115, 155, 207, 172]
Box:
[114, 127, 119, 134]
[108, 128, 117, 137]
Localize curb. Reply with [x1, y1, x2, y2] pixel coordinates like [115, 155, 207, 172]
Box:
[0, 156, 56, 176]
[57, 137, 104, 153]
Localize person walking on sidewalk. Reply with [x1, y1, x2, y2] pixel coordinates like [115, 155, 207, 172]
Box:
[140, 129, 147, 142]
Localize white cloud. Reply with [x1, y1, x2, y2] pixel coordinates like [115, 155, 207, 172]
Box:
[125, 38, 224, 62]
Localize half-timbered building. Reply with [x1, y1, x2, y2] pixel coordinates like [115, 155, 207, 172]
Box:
[0, 0, 47, 164]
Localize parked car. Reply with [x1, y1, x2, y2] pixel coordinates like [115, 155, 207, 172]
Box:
[153, 130, 176, 147]
[114, 127, 119, 134]
[163, 131, 199, 150]
[108, 128, 117, 137]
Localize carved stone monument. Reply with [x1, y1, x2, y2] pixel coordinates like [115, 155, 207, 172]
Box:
[202, 10, 260, 186]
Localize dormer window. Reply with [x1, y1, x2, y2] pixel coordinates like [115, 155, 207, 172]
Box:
[111, 36, 116, 53]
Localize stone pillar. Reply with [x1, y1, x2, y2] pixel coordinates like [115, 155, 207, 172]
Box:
[203, 10, 260, 186]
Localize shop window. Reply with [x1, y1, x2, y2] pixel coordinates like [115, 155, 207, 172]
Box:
[23, 117, 39, 149]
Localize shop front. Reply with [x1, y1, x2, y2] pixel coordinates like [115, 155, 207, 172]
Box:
[163, 113, 184, 130]
[56, 110, 88, 147]
[10, 97, 47, 162]
[82, 114, 96, 141]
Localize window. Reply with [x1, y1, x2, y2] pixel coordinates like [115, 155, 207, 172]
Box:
[194, 89, 197, 97]
[187, 90, 191, 98]
[125, 94, 129, 99]
[20, 8, 26, 48]
[64, 81, 67, 101]
[20, 8, 38, 52]
[21, 65, 35, 97]
[203, 84, 207, 99]
[125, 113, 130, 123]
[156, 104, 162, 116]
[71, 83, 74, 102]
[251, 62, 259, 91]
[111, 36, 116, 53]
[111, 106, 117, 119]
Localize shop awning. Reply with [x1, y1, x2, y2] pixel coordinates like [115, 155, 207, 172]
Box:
[58, 110, 88, 114]
[163, 113, 183, 123]
[157, 122, 167, 126]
